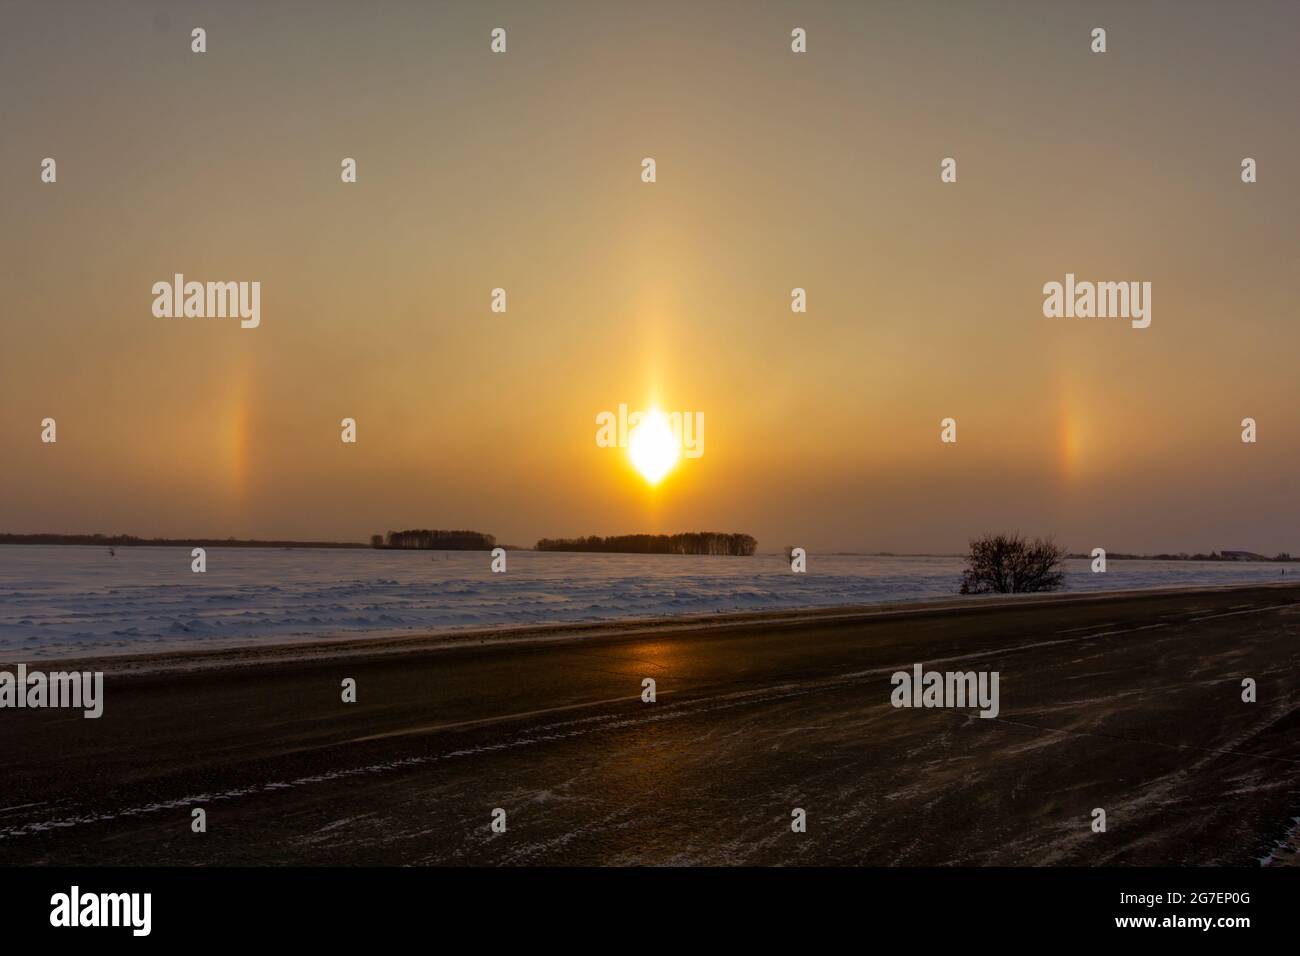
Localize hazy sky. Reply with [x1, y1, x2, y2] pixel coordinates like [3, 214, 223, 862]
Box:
[2, 0, 1298, 554]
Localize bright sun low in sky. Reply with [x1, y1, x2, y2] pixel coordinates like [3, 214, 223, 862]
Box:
[627, 409, 680, 485]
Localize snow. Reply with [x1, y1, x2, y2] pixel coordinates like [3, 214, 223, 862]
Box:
[0, 546, 1289, 660]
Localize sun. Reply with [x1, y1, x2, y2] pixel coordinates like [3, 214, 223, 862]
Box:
[627, 409, 680, 485]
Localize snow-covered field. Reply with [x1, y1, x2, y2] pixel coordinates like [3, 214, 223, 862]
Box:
[0, 545, 1291, 660]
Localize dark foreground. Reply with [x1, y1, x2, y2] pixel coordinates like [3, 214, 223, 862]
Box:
[2, 585, 1299, 865]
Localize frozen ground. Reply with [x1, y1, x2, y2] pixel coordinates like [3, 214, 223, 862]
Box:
[3, 583, 1298, 865]
[0, 545, 1291, 659]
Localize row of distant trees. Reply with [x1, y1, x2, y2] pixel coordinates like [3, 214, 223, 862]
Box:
[0, 533, 367, 549]
[1089, 551, 1295, 562]
[536, 533, 758, 556]
[373, 529, 497, 550]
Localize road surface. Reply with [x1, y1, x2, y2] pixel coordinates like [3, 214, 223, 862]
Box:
[2, 584, 1299, 865]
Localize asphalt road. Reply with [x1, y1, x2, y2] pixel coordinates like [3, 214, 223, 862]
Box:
[2, 584, 1299, 865]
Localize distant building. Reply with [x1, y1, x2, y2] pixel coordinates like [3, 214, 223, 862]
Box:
[1221, 550, 1265, 561]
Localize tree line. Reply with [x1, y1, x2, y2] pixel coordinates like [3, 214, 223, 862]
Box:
[374, 529, 497, 550]
[1077, 550, 1296, 562]
[0, 533, 366, 549]
[535, 533, 757, 556]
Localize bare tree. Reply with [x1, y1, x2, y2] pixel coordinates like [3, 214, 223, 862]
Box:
[960, 533, 1066, 594]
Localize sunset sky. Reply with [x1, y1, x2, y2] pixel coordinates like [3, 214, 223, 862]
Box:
[2, 0, 1298, 554]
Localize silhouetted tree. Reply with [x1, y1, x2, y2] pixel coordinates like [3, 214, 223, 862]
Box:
[960, 533, 1066, 594]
